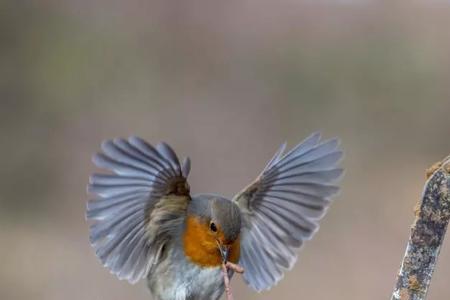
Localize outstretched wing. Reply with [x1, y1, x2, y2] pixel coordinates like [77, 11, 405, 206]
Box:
[86, 137, 191, 284]
[233, 132, 343, 291]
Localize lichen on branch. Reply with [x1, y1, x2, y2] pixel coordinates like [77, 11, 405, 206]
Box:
[391, 155, 450, 300]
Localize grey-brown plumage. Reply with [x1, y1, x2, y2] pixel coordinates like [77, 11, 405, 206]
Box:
[148, 194, 241, 300]
[86, 133, 343, 299]
[189, 194, 241, 242]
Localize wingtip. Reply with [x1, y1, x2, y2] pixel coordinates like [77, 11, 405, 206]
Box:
[127, 135, 141, 144]
[279, 141, 288, 155]
[91, 152, 103, 167]
[310, 131, 322, 139]
[333, 167, 345, 182]
[100, 139, 116, 154]
[181, 157, 191, 178]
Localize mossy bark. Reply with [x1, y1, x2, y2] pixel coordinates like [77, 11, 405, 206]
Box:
[391, 156, 450, 300]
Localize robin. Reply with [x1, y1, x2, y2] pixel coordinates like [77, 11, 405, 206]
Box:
[86, 132, 343, 300]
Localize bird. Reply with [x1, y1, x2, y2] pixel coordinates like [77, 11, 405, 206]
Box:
[86, 132, 343, 300]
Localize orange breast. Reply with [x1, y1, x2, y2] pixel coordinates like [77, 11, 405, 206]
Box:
[183, 215, 240, 267]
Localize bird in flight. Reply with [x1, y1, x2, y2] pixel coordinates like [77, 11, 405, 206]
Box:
[86, 132, 343, 300]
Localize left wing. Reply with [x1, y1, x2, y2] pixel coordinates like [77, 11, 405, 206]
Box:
[233, 132, 343, 291]
[86, 137, 191, 283]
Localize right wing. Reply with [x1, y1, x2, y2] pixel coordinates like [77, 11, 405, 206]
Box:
[86, 137, 191, 284]
[233, 132, 343, 291]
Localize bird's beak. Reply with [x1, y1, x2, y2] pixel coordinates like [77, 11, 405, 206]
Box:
[217, 241, 230, 263]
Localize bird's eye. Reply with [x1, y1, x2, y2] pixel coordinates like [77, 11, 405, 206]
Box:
[210, 222, 217, 232]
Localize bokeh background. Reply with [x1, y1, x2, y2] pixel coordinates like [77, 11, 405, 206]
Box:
[2, 1, 450, 299]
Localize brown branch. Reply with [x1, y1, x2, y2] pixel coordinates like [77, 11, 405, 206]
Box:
[391, 155, 450, 300]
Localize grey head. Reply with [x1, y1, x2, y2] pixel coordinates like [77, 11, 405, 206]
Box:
[189, 194, 242, 244]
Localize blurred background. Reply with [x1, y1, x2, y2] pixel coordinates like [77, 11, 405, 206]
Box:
[1, 0, 450, 299]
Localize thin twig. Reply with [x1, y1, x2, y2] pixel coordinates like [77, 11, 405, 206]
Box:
[222, 263, 234, 300]
[226, 261, 244, 274]
[391, 155, 450, 300]
[221, 261, 245, 300]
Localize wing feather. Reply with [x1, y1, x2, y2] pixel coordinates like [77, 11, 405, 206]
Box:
[86, 137, 191, 284]
[128, 136, 177, 178]
[156, 142, 182, 175]
[234, 132, 343, 291]
[181, 157, 191, 178]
